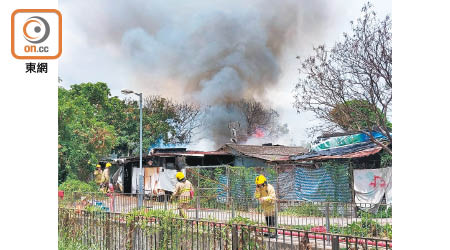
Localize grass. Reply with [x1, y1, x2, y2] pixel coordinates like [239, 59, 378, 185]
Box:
[358, 206, 392, 218]
[228, 215, 259, 226]
[330, 218, 392, 239]
[279, 203, 323, 217]
[58, 233, 100, 250]
[281, 218, 392, 240]
[281, 224, 314, 231]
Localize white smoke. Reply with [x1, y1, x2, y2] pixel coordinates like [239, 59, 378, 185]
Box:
[61, 0, 331, 150]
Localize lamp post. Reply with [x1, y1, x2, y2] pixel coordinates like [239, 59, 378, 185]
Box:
[121, 89, 144, 209]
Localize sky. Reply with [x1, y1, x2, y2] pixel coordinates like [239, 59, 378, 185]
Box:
[59, 0, 392, 149]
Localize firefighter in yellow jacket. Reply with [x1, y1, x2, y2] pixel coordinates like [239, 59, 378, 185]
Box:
[94, 164, 104, 186]
[254, 174, 277, 238]
[172, 172, 194, 218]
[100, 162, 112, 193]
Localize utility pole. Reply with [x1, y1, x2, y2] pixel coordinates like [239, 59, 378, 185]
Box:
[121, 89, 144, 209]
[138, 92, 143, 209]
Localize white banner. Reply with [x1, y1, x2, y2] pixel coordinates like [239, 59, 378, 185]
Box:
[159, 169, 185, 192]
[354, 167, 392, 207]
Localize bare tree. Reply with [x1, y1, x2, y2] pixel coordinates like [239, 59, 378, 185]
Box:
[293, 3, 392, 154]
[235, 99, 289, 140]
[144, 95, 176, 115]
[236, 99, 277, 135]
[172, 102, 202, 143]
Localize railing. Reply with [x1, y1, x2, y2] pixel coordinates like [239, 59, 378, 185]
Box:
[59, 192, 392, 240]
[59, 208, 392, 250]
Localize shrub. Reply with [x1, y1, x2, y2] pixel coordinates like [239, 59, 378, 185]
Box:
[125, 208, 182, 250]
[59, 230, 100, 250]
[127, 207, 179, 221]
[283, 219, 392, 240]
[228, 215, 258, 226]
[59, 179, 98, 193]
[358, 206, 392, 218]
[329, 218, 392, 239]
[84, 205, 103, 213]
[283, 224, 314, 231]
[279, 203, 323, 217]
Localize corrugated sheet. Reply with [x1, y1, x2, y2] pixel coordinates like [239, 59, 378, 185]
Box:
[152, 150, 230, 157]
[312, 131, 386, 151]
[309, 147, 382, 160]
[221, 143, 308, 162]
[290, 141, 385, 161]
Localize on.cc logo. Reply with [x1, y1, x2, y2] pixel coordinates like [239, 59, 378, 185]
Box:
[11, 9, 62, 60]
[23, 16, 50, 44]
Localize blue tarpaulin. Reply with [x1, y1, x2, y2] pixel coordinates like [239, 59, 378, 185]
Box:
[311, 131, 386, 151]
[216, 164, 351, 202]
[290, 141, 380, 160]
[216, 170, 276, 202]
[295, 164, 351, 202]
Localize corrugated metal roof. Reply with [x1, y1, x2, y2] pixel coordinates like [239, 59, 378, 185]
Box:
[220, 143, 308, 162]
[151, 150, 230, 157]
[307, 146, 382, 160]
[290, 141, 389, 161]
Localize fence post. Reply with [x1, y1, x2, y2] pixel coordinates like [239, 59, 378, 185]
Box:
[231, 197, 235, 219]
[196, 196, 199, 220]
[164, 194, 168, 211]
[275, 199, 278, 228]
[326, 202, 330, 238]
[226, 165, 230, 201]
[331, 235, 339, 250]
[232, 224, 238, 250]
[106, 212, 111, 249]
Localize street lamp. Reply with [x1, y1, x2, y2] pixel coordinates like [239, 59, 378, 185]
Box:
[121, 89, 144, 209]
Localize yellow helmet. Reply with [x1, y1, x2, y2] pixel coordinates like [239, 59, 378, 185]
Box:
[176, 172, 185, 180]
[255, 175, 266, 185]
[96, 164, 101, 168]
[106, 162, 112, 168]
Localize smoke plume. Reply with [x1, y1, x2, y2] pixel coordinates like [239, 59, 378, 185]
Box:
[63, 0, 330, 149]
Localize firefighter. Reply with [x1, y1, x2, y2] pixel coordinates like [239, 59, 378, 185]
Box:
[94, 164, 104, 186]
[254, 174, 277, 238]
[171, 171, 194, 218]
[100, 162, 112, 193]
[102, 162, 111, 185]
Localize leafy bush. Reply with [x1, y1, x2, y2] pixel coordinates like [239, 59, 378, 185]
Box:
[84, 205, 103, 213]
[59, 231, 100, 250]
[127, 207, 179, 221]
[330, 218, 392, 239]
[59, 179, 98, 193]
[228, 216, 264, 250]
[228, 215, 258, 226]
[279, 203, 323, 217]
[381, 151, 392, 168]
[283, 218, 392, 240]
[282, 224, 314, 231]
[125, 208, 183, 250]
[358, 206, 392, 218]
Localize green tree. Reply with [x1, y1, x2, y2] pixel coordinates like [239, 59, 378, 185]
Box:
[58, 82, 201, 183]
[330, 100, 392, 132]
[58, 83, 117, 183]
[113, 96, 179, 157]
